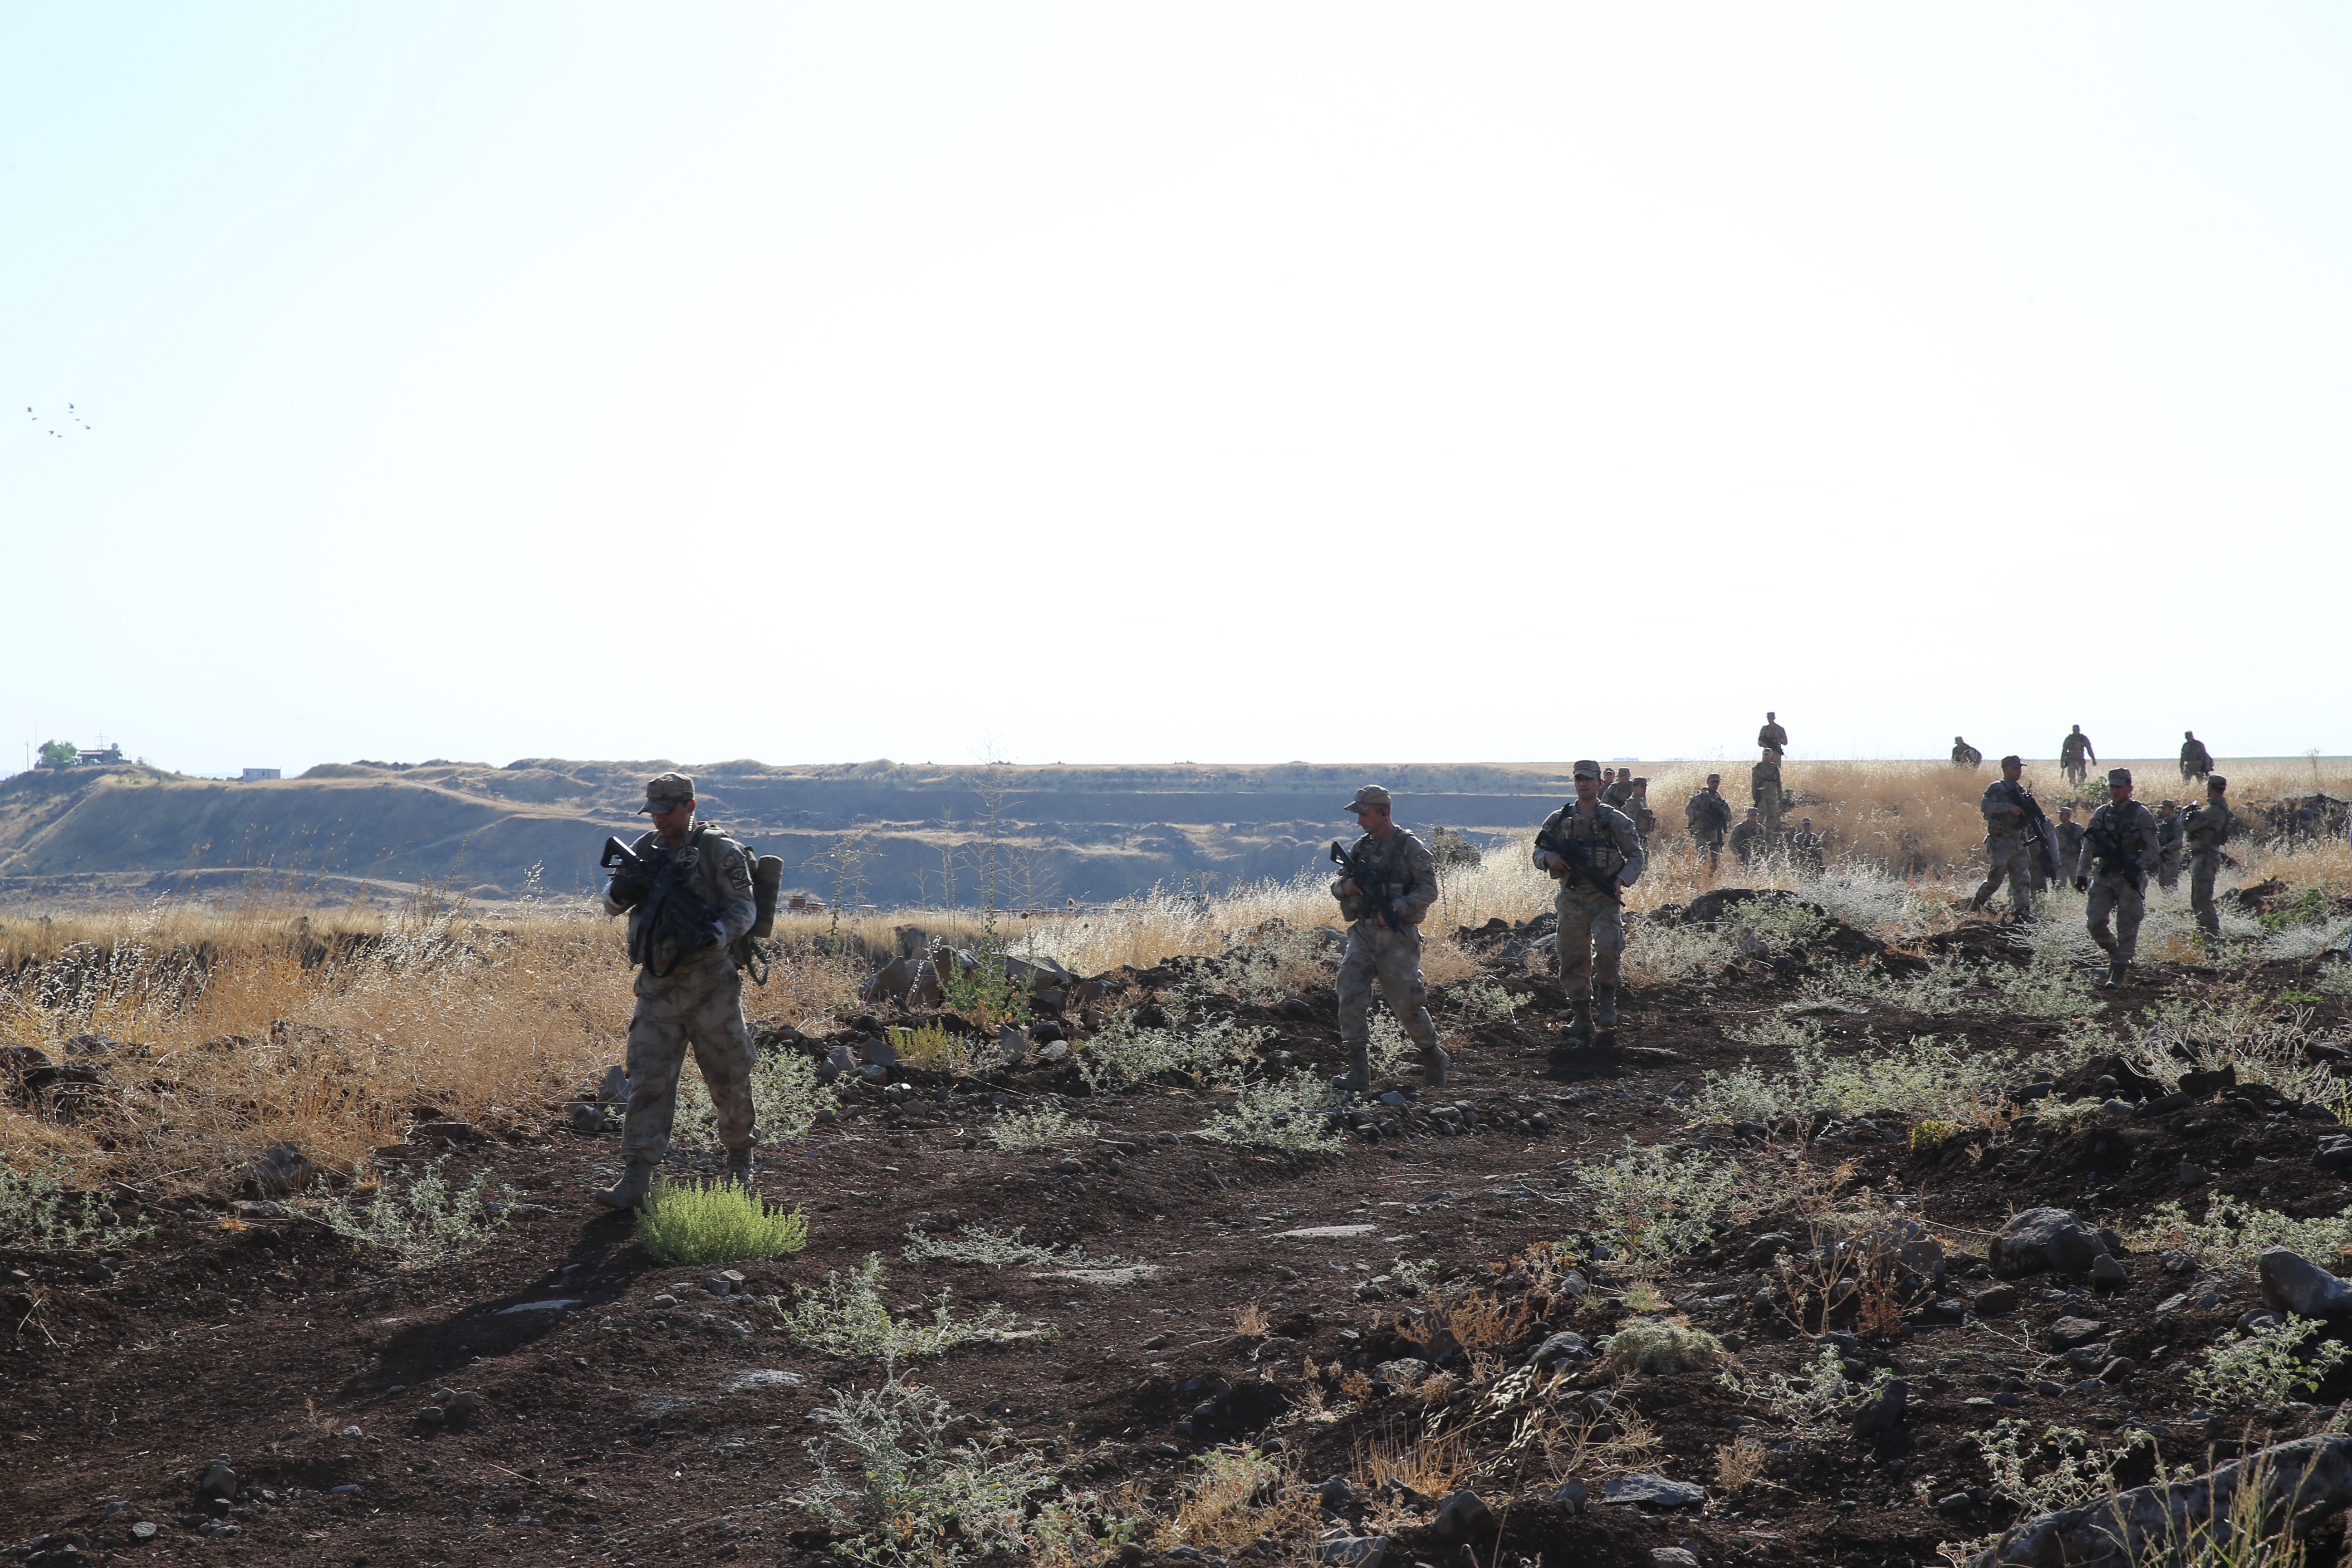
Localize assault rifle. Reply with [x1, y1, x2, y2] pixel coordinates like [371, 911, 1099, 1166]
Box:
[2073, 812, 2148, 894]
[2005, 782, 2060, 884]
[601, 834, 724, 977]
[1328, 840, 1403, 932]
[1535, 811, 1623, 905]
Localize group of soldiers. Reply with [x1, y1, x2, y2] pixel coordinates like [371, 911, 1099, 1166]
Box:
[1963, 722, 2218, 789]
[1672, 712, 1825, 875]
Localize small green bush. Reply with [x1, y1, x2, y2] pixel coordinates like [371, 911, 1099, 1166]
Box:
[2129, 1195, 2352, 1278]
[313, 1156, 507, 1269]
[674, 1049, 840, 1146]
[0, 1161, 154, 1253]
[902, 1223, 1124, 1269]
[770, 1253, 1040, 1359]
[1600, 1316, 1725, 1376]
[1571, 1140, 1745, 1263]
[1200, 1072, 1346, 1156]
[986, 1106, 1098, 1153]
[635, 1178, 808, 1267]
[2190, 1315, 2352, 1409]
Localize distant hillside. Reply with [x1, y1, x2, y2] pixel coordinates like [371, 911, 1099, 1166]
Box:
[0, 758, 1585, 909]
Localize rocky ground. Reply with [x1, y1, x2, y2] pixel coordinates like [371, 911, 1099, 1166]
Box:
[7, 900, 2352, 1568]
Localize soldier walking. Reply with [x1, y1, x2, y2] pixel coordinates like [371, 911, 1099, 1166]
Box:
[1329, 785, 1448, 1093]
[1729, 808, 1766, 866]
[595, 772, 762, 1209]
[1751, 752, 1784, 833]
[2060, 725, 2095, 786]
[2180, 731, 2214, 784]
[2182, 774, 2235, 948]
[2073, 767, 2162, 989]
[2054, 805, 2083, 871]
[1757, 712, 1788, 758]
[1951, 736, 1983, 769]
[1534, 761, 1646, 1045]
[1685, 774, 1733, 873]
[1970, 755, 2043, 918]
[2154, 801, 2184, 892]
[1602, 769, 1637, 809]
[1623, 777, 1657, 843]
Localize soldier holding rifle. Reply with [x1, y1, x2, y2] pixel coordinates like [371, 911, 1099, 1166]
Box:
[1534, 761, 1647, 1045]
[1328, 785, 1448, 1093]
[1970, 754, 2048, 919]
[2074, 767, 2162, 990]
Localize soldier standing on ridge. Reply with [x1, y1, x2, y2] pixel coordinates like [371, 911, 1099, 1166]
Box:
[1792, 817, 1826, 873]
[1752, 750, 1784, 833]
[1534, 761, 1646, 1045]
[2180, 731, 2214, 784]
[2061, 725, 2095, 786]
[594, 772, 762, 1210]
[1624, 777, 1657, 843]
[1729, 808, 1766, 867]
[2055, 805, 2083, 871]
[1758, 712, 1788, 758]
[1329, 785, 1448, 1093]
[2154, 801, 2184, 892]
[1685, 774, 1733, 873]
[1970, 755, 2042, 918]
[1952, 736, 1984, 769]
[2182, 774, 2235, 948]
[2074, 767, 2162, 990]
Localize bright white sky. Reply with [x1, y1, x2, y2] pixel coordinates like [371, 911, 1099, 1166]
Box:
[7, 5, 2347, 776]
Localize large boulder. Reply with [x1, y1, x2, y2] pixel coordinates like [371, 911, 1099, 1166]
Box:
[1989, 1208, 2114, 1278]
[2258, 1247, 2352, 1320]
[1971, 1435, 2352, 1567]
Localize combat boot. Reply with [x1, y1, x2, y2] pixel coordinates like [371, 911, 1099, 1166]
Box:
[1417, 1044, 1450, 1089]
[1593, 985, 1619, 1036]
[593, 1158, 657, 1211]
[1332, 1047, 1372, 1095]
[2102, 958, 2128, 991]
[723, 1148, 756, 1189]
[1562, 992, 1593, 1044]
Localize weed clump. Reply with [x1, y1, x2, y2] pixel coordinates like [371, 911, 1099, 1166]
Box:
[986, 1106, 1098, 1153]
[770, 1254, 1039, 1359]
[674, 1049, 839, 1146]
[312, 1157, 507, 1269]
[1571, 1140, 1746, 1264]
[1200, 1073, 1346, 1156]
[635, 1178, 808, 1267]
[2189, 1315, 2352, 1408]
[2129, 1196, 2352, 1278]
[0, 1161, 153, 1252]
[901, 1223, 1123, 1269]
[1600, 1316, 1725, 1377]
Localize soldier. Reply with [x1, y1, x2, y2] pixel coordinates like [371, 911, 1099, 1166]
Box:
[1685, 774, 1733, 873]
[2154, 801, 2184, 892]
[1791, 817, 1826, 873]
[1624, 777, 1657, 843]
[1602, 769, 1637, 809]
[1757, 711, 1788, 759]
[593, 772, 762, 1209]
[1329, 785, 1447, 1093]
[1751, 751, 1784, 833]
[1970, 755, 2043, 918]
[1534, 761, 1646, 1044]
[2181, 774, 2235, 947]
[2054, 805, 2083, 871]
[2073, 767, 2162, 989]
[2180, 730, 2214, 784]
[1951, 736, 1983, 769]
[2060, 725, 2096, 786]
[1729, 807, 1766, 866]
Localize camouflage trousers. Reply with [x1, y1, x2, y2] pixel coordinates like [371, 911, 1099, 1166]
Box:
[1972, 836, 2036, 917]
[620, 952, 757, 1164]
[1692, 834, 1723, 874]
[2156, 849, 2180, 893]
[2085, 873, 2147, 962]
[2190, 851, 2224, 939]
[1554, 884, 1624, 995]
[1336, 922, 1440, 1051]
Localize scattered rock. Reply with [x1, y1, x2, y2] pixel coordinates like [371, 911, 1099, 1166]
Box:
[1430, 1490, 1498, 1545]
[1653, 1552, 1702, 1568]
[1971, 1284, 2022, 1317]
[497, 1298, 582, 1317]
[2091, 1254, 2129, 1289]
[2257, 1248, 2352, 1320]
[2048, 1317, 2109, 1350]
[598, 1064, 629, 1103]
[2180, 1161, 2210, 1187]
[1989, 1208, 2114, 1277]
[1373, 1358, 1431, 1390]
[1852, 1380, 1909, 1441]
[1550, 1479, 1591, 1514]
[238, 1141, 316, 1197]
[194, 1458, 237, 1500]
[1602, 1473, 1707, 1509]
[727, 1369, 806, 1392]
[1313, 1538, 1388, 1568]
[1527, 1331, 1592, 1371]
[408, 1121, 481, 1146]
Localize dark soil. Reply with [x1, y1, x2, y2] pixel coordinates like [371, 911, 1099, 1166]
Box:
[7, 925, 2352, 1568]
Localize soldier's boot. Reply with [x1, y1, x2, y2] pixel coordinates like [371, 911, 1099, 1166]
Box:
[593, 1157, 657, 1211]
[723, 1148, 755, 1190]
[1416, 1043, 1450, 1089]
[1331, 1047, 1372, 1095]
[2102, 958, 2128, 991]
[1593, 985, 1619, 1035]
[1562, 993, 1593, 1044]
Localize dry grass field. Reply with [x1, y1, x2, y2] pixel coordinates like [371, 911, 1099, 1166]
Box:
[5, 760, 2344, 1196]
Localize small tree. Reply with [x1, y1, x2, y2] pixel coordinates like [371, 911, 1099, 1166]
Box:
[38, 740, 76, 769]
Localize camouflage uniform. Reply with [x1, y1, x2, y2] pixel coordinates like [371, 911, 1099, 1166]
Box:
[2055, 817, 2084, 869]
[1951, 739, 1983, 768]
[1624, 787, 1657, 844]
[2154, 808, 2183, 892]
[1728, 816, 1765, 866]
[2179, 734, 2213, 783]
[2076, 784, 2161, 981]
[1685, 786, 1732, 872]
[1791, 826, 1826, 872]
[1602, 775, 1636, 809]
[1333, 810, 1444, 1084]
[2060, 729, 2094, 786]
[1533, 787, 1646, 1039]
[2182, 786, 2234, 941]
[1970, 777, 2041, 917]
[1757, 719, 1788, 756]
[1751, 757, 1784, 832]
[601, 786, 761, 1199]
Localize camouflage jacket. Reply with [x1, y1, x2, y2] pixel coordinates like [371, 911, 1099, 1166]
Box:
[1333, 828, 1440, 928]
[1729, 821, 1764, 861]
[2060, 732, 2093, 764]
[2075, 801, 2161, 882]
[2181, 740, 2213, 771]
[1684, 788, 1733, 841]
[1625, 794, 1657, 839]
[2182, 798, 2234, 854]
[2156, 817, 2184, 857]
[1980, 778, 2039, 838]
[1757, 722, 1788, 753]
[1751, 760, 1782, 800]
[2056, 821, 2084, 863]
[616, 822, 758, 970]
[1601, 779, 1636, 808]
[1533, 800, 1647, 889]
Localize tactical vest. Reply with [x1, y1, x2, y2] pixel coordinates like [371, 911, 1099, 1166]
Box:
[1557, 806, 1628, 877]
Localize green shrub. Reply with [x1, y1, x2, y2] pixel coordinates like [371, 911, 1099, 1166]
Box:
[2129, 1195, 2352, 1277]
[2190, 1315, 2352, 1409]
[1200, 1072, 1346, 1156]
[986, 1106, 1098, 1153]
[674, 1049, 839, 1146]
[1716, 1342, 1886, 1438]
[770, 1253, 1041, 1359]
[1078, 1010, 1271, 1092]
[901, 1223, 1125, 1269]
[1600, 1316, 1724, 1376]
[635, 1178, 808, 1266]
[1450, 980, 1527, 1020]
[313, 1156, 507, 1269]
[1570, 1140, 1745, 1263]
[0, 1161, 154, 1252]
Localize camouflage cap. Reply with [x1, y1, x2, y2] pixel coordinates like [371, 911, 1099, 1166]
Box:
[2000, 754, 2023, 769]
[2160, 799, 2179, 809]
[1572, 760, 1602, 779]
[1341, 784, 1392, 815]
[2108, 768, 2133, 786]
[1706, 773, 1721, 784]
[1632, 776, 1648, 786]
[2209, 774, 2228, 790]
[638, 771, 696, 813]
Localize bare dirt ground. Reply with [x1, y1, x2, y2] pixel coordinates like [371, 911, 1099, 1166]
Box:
[8, 913, 2352, 1568]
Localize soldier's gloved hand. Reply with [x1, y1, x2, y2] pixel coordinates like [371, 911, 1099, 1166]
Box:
[2073, 876, 2090, 893]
